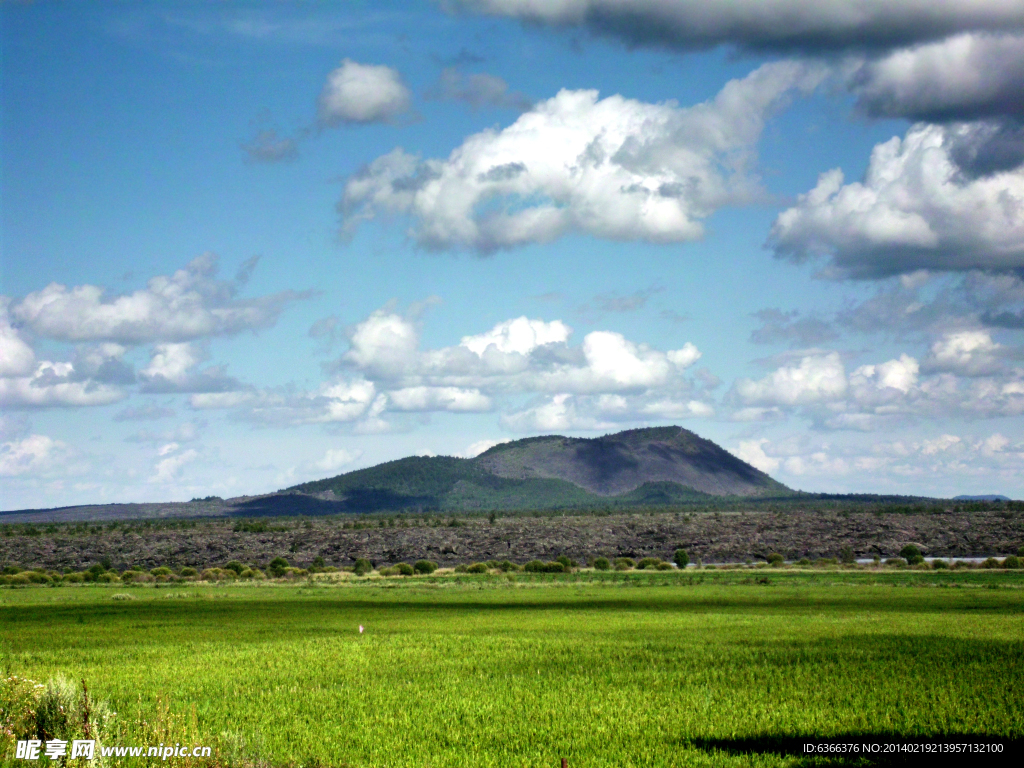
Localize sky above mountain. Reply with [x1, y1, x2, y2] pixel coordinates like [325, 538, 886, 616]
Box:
[2, 0, 1023, 508]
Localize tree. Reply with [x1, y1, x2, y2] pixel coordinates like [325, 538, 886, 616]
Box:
[899, 544, 923, 564]
[673, 548, 689, 568]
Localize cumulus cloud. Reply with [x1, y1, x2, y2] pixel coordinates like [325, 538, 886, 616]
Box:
[0, 306, 35, 377]
[313, 448, 362, 473]
[9, 253, 309, 344]
[149, 448, 199, 484]
[850, 33, 1024, 122]
[138, 343, 243, 394]
[0, 360, 126, 408]
[194, 303, 707, 431]
[770, 124, 1024, 277]
[733, 351, 849, 406]
[455, 1, 1024, 53]
[429, 68, 532, 111]
[924, 330, 1005, 376]
[0, 434, 70, 477]
[341, 61, 825, 251]
[317, 59, 412, 125]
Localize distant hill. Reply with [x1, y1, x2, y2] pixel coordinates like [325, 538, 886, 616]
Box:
[953, 494, 1011, 502]
[281, 426, 791, 514]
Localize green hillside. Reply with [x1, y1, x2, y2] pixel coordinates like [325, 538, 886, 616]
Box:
[283, 426, 791, 513]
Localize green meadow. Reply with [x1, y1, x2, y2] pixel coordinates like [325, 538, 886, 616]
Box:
[2, 571, 1023, 767]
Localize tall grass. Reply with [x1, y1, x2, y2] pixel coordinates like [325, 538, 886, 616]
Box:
[1, 573, 1022, 767]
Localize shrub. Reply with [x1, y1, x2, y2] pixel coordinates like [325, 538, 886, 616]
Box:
[767, 553, 784, 566]
[796, 558, 811, 566]
[453, 564, 468, 573]
[1018, 545, 1024, 557]
[493, 560, 517, 572]
[544, 561, 565, 573]
[655, 562, 674, 570]
[353, 558, 373, 576]
[613, 562, 631, 571]
[310, 556, 326, 572]
[95, 572, 120, 583]
[931, 559, 949, 569]
[2, 565, 21, 575]
[523, 560, 546, 573]
[636, 557, 661, 570]
[555, 555, 577, 568]
[150, 566, 173, 577]
[593, 557, 611, 571]
[839, 547, 856, 564]
[413, 560, 437, 574]
[614, 557, 635, 568]
[268, 557, 290, 577]
[377, 565, 399, 576]
[62, 572, 84, 583]
[981, 557, 1000, 569]
[121, 570, 153, 583]
[110, 593, 136, 601]
[673, 549, 689, 568]
[224, 561, 245, 575]
[395, 562, 415, 576]
[179, 567, 198, 577]
[87, 563, 106, 577]
[899, 544, 924, 565]
[466, 562, 489, 574]
[1002, 555, 1021, 569]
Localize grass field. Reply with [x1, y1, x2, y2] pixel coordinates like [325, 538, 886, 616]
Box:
[2, 570, 1023, 767]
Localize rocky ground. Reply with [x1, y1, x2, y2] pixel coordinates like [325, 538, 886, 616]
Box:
[2, 509, 1022, 571]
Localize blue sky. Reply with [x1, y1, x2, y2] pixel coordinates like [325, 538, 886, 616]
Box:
[3, 1, 1023, 508]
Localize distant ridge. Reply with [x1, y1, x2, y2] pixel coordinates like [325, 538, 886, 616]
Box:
[953, 494, 1011, 502]
[282, 426, 791, 513]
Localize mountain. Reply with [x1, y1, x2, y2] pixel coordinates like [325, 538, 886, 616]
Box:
[268, 426, 791, 515]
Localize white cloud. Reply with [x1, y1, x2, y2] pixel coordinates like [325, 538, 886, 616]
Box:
[0, 434, 69, 477]
[461, 316, 571, 356]
[138, 342, 242, 394]
[0, 360, 126, 408]
[10, 254, 306, 344]
[457, 1, 1024, 53]
[317, 59, 412, 125]
[770, 124, 1024, 277]
[149, 448, 199, 484]
[341, 61, 825, 251]
[850, 354, 920, 394]
[733, 352, 848, 406]
[0, 307, 35, 377]
[924, 330, 1003, 375]
[733, 439, 780, 474]
[850, 33, 1024, 121]
[314, 448, 362, 473]
[462, 438, 511, 458]
[386, 386, 492, 412]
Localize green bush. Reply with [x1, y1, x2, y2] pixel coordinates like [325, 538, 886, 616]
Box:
[523, 560, 546, 573]
[555, 555, 577, 568]
[466, 562, 489, 574]
[179, 567, 199, 577]
[1002, 555, 1021, 569]
[62, 572, 84, 583]
[353, 558, 373, 576]
[150, 566, 173, 576]
[310, 556, 326, 572]
[224, 561, 245, 575]
[593, 557, 611, 571]
[635, 557, 661, 570]
[655, 562, 674, 570]
[767, 553, 784, 566]
[614, 562, 631, 571]
[268, 557, 290, 577]
[87, 563, 106, 577]
[2, 565, 21, 575]
[453, 564, 468, 573]
[899, 545, 924, 565]
[796, 558, 811, 566]
[413, 560, 437, 574]
[931, 559, 949, 569]
[614, 557, 635, 568]
[544, 561, 565, 573]
[121, 570, 153, 583]
[839, 547, 856, 564]
[673, 549, 689, 568]
[395, 562, 415, 576]
[981, 557, 1000, 569]
[494, 560, 518, 572]
[377, 565, 399, 576]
